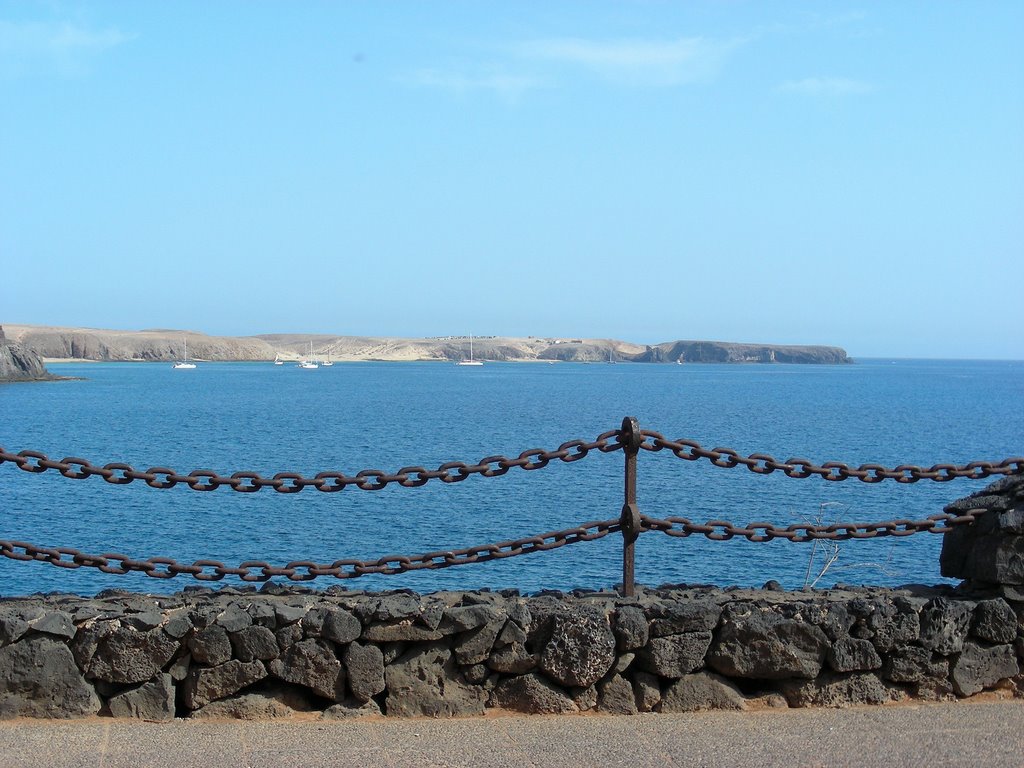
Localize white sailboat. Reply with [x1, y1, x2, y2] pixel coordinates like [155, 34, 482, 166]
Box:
[274, 353, 284, 365]
[456, 334, 483, 366]
[172, 338, 196, 369]
[298, 341, 319, 369]
[322, 347, 333, 367]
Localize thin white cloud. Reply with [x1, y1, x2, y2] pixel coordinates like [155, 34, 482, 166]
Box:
[763, 10, 868, 37]
[0, 19, 132, 77]
[404, 34, 742, 98]
[405, 68, 542, 101]
[514, 36, 743, 87]
[49, 23, 128, 52]
[778, 77, 873, 95]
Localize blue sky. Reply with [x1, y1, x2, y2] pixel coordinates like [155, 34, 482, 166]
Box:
[1, 2, 1021, 359]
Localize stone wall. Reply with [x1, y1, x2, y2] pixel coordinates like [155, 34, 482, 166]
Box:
[941, 475, 1024, 595]
[1, 477, 1021, 722]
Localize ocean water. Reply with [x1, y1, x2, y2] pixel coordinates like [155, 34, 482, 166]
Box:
[1, 359, 1021, 596]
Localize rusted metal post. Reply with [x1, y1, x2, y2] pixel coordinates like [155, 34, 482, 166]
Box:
[620, 416, 642, 597]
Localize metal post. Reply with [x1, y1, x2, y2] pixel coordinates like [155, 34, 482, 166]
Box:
[620, 416, 642, 597]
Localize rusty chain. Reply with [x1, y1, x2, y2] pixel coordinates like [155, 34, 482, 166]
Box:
[0, 507, 991, 582]
[0, 420, 1019, 583]
[0, 518, 622, 582]
[0, 430, 1019, 494]
[639, 431, 1023, 483]
[0, 430, 622, 493]
[639, 508, 986, 543]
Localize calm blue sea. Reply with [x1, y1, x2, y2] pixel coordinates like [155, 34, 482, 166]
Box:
[1, 359, 1021, 596]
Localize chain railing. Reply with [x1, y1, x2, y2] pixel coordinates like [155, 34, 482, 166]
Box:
[1, 417, 1021, 594]
[0, 432, 622, 491]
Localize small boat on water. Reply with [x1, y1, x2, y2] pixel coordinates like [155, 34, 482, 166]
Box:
[274, 353, 284, 365]
[456, 334, 484, 366]
[322, 348, 333, 367]
[298, 341, 319, 369]
[172, 338, 196, 369]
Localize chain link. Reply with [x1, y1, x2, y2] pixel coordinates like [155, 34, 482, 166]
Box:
[639, 508, 986, 542]
[1, 421, 1019, 583]
[0, 507, 992, 582]
[639, 431, 1023, 483]
[2, 429, 1018, 494]
[0, 518, 622, 582]
[0, 429, 622, 494]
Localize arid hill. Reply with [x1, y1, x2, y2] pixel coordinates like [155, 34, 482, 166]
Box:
[2, 325, 851, 365]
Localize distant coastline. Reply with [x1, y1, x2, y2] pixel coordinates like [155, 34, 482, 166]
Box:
[0, 324, 62, 382]
[2, 324, 851, 365]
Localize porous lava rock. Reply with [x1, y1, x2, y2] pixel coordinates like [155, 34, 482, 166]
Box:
[384, 642, 486, 717]
[597, 674, 638, 715]
[781, 672, 905, 708]
[827, 637, 882, 673]
[918, 598, 973, 655]
[539, 608, 616, 688]
[635, 633, 714, 678]
[72, 621, 180, 684]
[268, 639, 345, 701]
[941, 476, 1024, 585]
[951, 641, 1019, 697]
[660, 672, 746, 712]
[492, 672, 577, 714]
[190, 686, 316, 720]
[182, 660, 267, 710]
[107, 673, 175, 722]
[230, 625, 280, 662]
[0, 636, 101, 718]
[343, 642, 385, 702]
[970, 599, 1018, 645]
[708, 606, 829, 679]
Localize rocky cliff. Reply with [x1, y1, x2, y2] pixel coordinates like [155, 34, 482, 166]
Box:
[2, 325, 851, 365]
[538, 340, 850, 364]
[4, 325, 278, 362]
[0, 326, 57, 382]
[654, 340, 850, 365]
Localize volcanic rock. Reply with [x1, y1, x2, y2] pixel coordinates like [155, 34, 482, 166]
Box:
[0, 636, 101, 718]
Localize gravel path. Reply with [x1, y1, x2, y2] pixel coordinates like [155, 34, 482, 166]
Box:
[1, 698, 1022, 768]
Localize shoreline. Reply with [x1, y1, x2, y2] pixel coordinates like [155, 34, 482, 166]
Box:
[7, 323, 852, 366]
[40, 358, 853, 366]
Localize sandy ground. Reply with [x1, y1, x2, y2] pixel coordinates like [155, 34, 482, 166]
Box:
[0, 698, 1021, 767]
